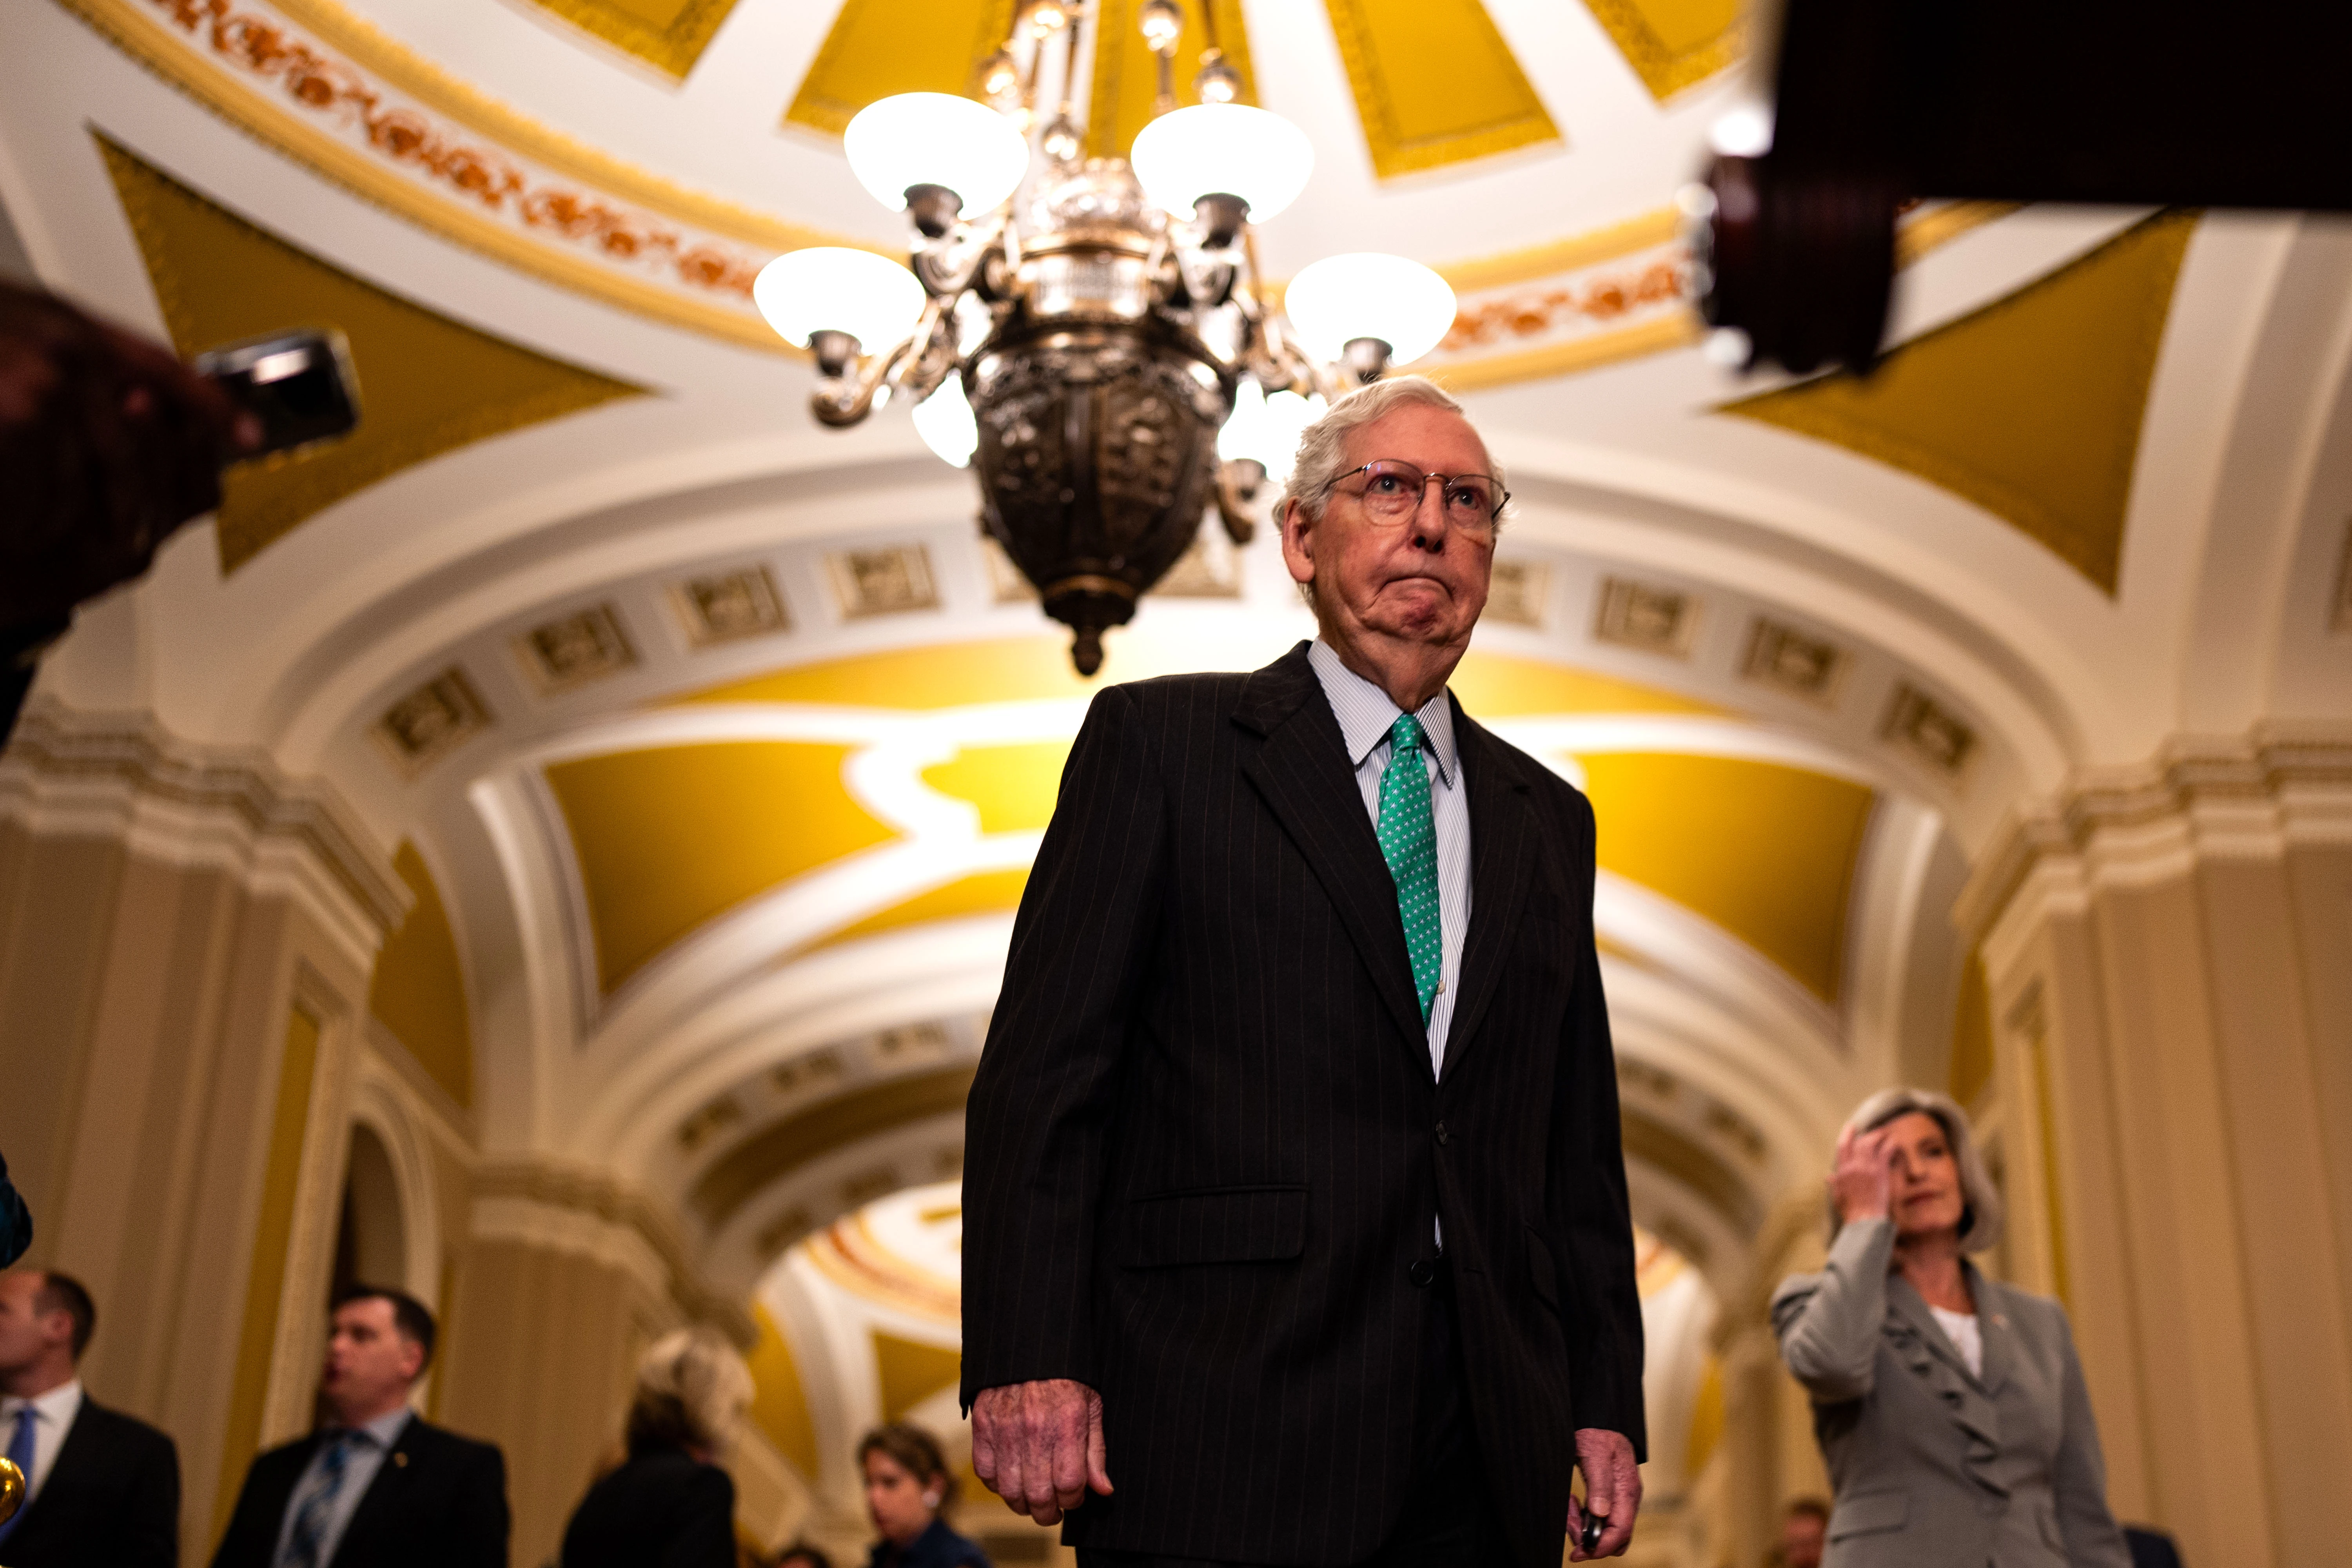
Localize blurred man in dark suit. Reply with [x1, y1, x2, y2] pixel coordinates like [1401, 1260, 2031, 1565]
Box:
[210, 1286, 507, 1568]
[961, 377, 1646, 1566]
[0, 1269, 180, 1567]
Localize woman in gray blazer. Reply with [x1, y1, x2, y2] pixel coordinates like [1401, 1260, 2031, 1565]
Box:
[1772, 1089, 2130, 1567]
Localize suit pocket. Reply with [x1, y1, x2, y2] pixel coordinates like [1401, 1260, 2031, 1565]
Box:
[1829, 1490, 1909, 1539]
[1116, 1185, 1307, 1267]
[1526, 1227, 1561, 1314]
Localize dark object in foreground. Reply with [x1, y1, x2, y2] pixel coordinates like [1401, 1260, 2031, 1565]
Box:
[0, 285, 359, 743]
[0, 1149, 27, 1269]
[1700, 0, 2352, 374]
[195, 328, 360, 462]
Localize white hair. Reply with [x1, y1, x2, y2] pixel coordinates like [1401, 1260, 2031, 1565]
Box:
[631, 1325, 755, 1456]
[1276, 375, 1510, 527]
[1828, 1087, 2005, 1255]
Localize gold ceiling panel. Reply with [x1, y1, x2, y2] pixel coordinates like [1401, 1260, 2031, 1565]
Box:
[812, 869, 1033, 955]
[921, 743, 1076, 834]
[544, 742, 897, 994]
[366, 842, 475, 1109]
[746, 1305, 822, 1475]
[1319, 0, 1561, 179]
[691, 1064, 979, 1227]
[96, 137, 644, 573]
[521, 0, 743, 80]
[1448, 651, 1723, 717]
[1577, 753, 1875, 1004]
[785, 0, 1020, 136]
[678, 637, 1720, 715]
[1723, 210, 2200, 594]
[1086, 0, 1259, 160]
[1581, 0, 1744, 101]
[873, 1329, 965, 1422]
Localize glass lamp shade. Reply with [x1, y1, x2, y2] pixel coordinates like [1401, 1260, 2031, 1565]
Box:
[1281, 252, 1458, 366]
[913, 376, 980, 468]
[844, 93, 1029, 218]
[1217, 379, 1324, 482]
[753, 248, 925, 353]
[1130, 103, 1313, 222]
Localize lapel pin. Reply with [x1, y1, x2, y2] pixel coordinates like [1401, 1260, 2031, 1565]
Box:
[394, 1452, 409, 1468]
[1993, 1314, 2009, 1329]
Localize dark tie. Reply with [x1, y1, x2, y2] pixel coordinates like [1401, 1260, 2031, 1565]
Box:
[283, 1431, 358, 1568]
[0, 1405, 36, 1544]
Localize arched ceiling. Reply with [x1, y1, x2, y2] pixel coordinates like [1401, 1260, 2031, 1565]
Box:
[8, 0, 2351, 1341]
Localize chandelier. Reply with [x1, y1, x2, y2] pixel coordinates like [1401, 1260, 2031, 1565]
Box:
[753, 0, 1457, 673]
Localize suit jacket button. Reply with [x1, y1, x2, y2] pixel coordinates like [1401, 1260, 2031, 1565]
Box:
[1434, 1121, 1450, 1146]
[1408, 1259, 1437, 1287]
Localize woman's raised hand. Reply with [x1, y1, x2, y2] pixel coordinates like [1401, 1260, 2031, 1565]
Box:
[1829, 1123, 1896, 1226]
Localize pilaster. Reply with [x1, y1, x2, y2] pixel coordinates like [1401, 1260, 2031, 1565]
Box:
[0, 697, 405, 1560]
[1958, 722, 2352, 1568]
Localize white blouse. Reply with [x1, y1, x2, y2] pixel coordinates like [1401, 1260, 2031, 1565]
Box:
[1929, 1304, 1984, 1379]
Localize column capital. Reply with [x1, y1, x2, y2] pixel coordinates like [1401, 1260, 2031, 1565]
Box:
[470, 1159, 753, 1344]
[0, 697, 407, 963]
[1956, 721, 2352, 948]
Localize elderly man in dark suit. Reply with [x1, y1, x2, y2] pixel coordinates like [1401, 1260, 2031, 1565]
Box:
[0, 1269, 180, 1566]
[211, 1286, 508, 1568]
[961, 377, 1647, 1566]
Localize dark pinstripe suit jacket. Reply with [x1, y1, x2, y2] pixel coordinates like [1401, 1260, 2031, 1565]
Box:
[961, 642, 1646, 1566]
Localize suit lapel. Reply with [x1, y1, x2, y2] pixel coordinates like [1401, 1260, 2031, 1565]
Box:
[1887, 1273, 1975, 1384]
[1438, 710, 1535, 1087]
[1970, 1265, 2015, 1396]
[27, 1398, 98, 1517]
[331, 1416, 419, 1567]
[1234, 645, 1429, 1056]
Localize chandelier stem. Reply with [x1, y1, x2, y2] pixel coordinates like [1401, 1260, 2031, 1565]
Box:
[1057, 9, 1085, 137]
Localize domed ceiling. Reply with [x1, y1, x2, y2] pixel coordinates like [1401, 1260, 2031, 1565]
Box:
[6, 0, 2350, 1516]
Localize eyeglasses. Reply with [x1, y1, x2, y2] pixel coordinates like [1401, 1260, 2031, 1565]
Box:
[1323, 460, 1508, 534]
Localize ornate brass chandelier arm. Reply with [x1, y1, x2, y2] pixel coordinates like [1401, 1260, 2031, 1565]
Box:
[809, 299, 935, 428]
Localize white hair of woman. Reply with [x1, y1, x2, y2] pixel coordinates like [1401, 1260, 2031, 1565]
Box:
[1827, 1086, 2004, 1253]
[627, 1325, 754, 1459]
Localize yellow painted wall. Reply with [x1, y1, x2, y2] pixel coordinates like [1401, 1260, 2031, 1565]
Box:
[215, 1007, 322, 1536]
[367, 843, 474, 1107]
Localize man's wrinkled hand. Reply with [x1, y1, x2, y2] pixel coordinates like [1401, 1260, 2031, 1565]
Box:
[970, 1378, 1112, 1526]
[1568, 1426, 1641, 1560]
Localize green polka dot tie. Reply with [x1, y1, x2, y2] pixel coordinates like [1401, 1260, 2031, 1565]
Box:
[1376, 713, 1441, 1023]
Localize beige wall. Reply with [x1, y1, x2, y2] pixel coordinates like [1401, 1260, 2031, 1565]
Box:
[1963, 726, 2352, 1568]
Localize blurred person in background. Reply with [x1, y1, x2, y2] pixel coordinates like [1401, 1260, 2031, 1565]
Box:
[0, 280, 258, 742]
[561, 1326, 753, 1568]
[211, 1285, 508, 1568]
[0, 1269, 180, 1567]
[1773, 1497, 1828, 1568]
[1773, 1090, 2127, 1567]
[859, 1423, 987, 1568]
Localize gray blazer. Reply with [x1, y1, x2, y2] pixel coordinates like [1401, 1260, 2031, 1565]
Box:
[1771, 1218, 2129, 1568]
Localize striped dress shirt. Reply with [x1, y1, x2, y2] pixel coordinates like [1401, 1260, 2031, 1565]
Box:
[1307, 639, 1472, 1078]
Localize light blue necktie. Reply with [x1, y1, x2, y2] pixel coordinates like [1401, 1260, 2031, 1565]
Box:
[283, 1431, 357, 1568]
[0, 1405, 36, 1544]
[1376, 713, 1442, 1022]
